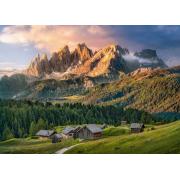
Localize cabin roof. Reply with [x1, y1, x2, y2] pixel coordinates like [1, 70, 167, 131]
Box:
[73, 126, 81, 132]
[62, 127, 75, 135]
[130, 123, 144, 129]
[36, 130, 55, 137]
[54, 133, 63, 139]
[86, 124, 103, 133]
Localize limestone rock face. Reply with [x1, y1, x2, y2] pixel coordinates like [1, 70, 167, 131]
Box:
[71, 43, 93, 65]
[26, 54, 51, 76]
[25, 44, 167, 80]
[72, 44, 129, 77]
[49, 45, 72, 72]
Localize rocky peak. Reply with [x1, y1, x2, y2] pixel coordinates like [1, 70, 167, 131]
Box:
[79, 44, 129, 77]
[26, 54, 51, 77]
[41, 53, 48, 61]
[72, 43, 93, 64]
[77, 43, 88, 51]
[100, 44, 129, 57]
[134, 49, 167, 68]
[30, 53, 48, 64]
[49, 45, 72, 72]
[58, 45, 70, 57]
[31, 54, 40, 63]
[134, 49, 157, 59]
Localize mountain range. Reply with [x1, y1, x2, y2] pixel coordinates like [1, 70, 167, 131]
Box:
[25, 43, 167, 80]
[0, 43, 179, 116]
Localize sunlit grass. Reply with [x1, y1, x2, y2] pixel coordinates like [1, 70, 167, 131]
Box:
[67, 121, 180, 154]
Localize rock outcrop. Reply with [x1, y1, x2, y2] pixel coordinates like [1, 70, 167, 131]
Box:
[71, 44, 129, 77]
[71, 43, 93, 65]
[49, 45, 72, 72]
[26, 54, 51, 76]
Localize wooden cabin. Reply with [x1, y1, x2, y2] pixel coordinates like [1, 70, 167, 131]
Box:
[130, 123, 145, 133]
[36, 130, 56, 139]
[62, 127, 75, 138]
[73, 126, 82, 139]
[51, 133, 63, 143]
[76, 124, 103, 140]
[62, 126, 82, 139]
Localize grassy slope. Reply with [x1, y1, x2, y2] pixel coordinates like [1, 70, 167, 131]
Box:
[103, 126, 130, 137]
[66, 121, 180, 154]
[0, 138, 79, 154]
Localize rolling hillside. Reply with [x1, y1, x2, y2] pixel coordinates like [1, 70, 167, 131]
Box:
[81, 66, 180, 113]
[66, 121, 180, 154]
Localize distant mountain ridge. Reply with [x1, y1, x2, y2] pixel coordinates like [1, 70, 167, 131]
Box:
[24, 43, 167, 80]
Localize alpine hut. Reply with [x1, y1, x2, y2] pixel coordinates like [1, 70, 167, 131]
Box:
[130, 123, 145, 133]
[77, 124, 103, 140]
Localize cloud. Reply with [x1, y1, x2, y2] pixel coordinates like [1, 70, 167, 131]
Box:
[166, 57, 180, 67]
[0, 25, 116, 52]
[0, 61, 15, 70]
[0, 61, 26, 70]
[123, 53, 158, 65]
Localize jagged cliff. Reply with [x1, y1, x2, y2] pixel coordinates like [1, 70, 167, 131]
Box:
[25, 43, 167, 80]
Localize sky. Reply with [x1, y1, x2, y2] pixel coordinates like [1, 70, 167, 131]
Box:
[0, 25, 180, 70]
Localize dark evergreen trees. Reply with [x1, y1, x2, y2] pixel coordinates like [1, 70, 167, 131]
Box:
[0, 99, 159, 141]
[2, 127, 14, 140]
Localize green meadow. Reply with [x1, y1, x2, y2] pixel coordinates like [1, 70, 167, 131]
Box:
[66, 121, 180, 154]
[0, 121, 180, 154]
[0, 138, 78, 154]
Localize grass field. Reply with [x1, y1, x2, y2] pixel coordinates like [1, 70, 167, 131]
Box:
[1, 121, 180, 154]
[103, 126, 130, 137]
[0, 138, 79, 154]
[66, 121, 180, 154]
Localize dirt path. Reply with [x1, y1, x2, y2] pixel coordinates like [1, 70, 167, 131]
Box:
[55, 144, 80, 154]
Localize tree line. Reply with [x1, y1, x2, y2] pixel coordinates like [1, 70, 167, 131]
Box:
[0, 99, 159, 141]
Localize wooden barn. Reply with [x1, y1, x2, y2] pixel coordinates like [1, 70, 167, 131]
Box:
[130, 123, 145, 133]
[36, 130, 56, 139]
[76, 124, 103, 140]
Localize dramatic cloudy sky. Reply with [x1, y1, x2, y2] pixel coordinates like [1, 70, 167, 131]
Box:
[0, 25, 180, 70]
